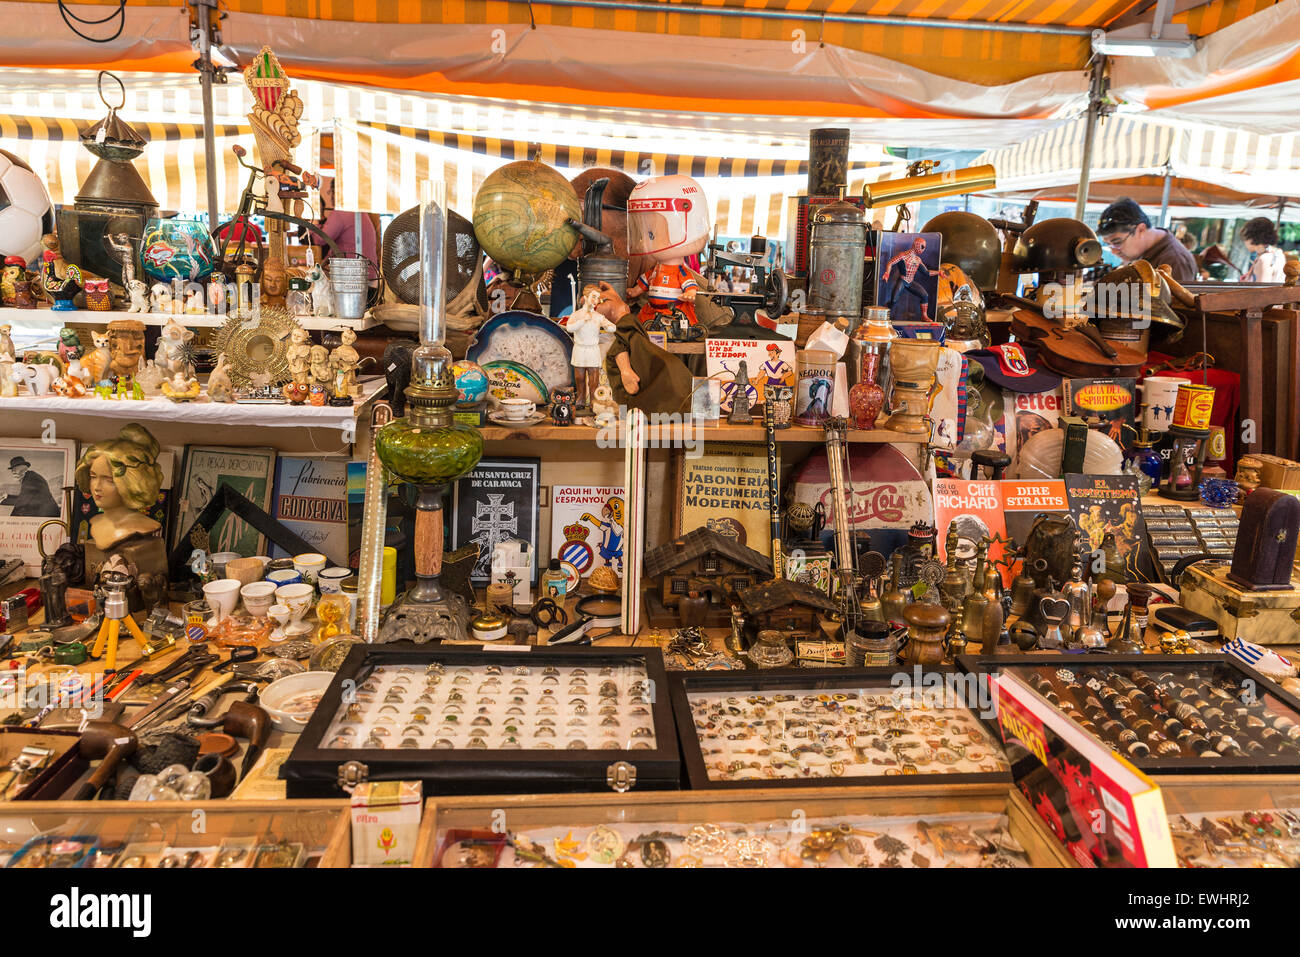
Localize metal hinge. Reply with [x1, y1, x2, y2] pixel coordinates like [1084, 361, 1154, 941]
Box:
[606, 761, 637, 793]
[1219, 596, 1259, 618]
[337, 760, 369, 791]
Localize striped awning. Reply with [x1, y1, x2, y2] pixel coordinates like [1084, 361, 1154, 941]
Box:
[974, 114, 1300, 201]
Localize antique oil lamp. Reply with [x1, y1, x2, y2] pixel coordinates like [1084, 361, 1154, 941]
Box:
[372, 182, 484, 641]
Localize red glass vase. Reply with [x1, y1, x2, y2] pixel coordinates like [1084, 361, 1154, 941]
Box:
[848, 349, 885, 430]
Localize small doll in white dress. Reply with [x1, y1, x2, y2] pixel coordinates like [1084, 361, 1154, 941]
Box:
[565, 285, 616, 410]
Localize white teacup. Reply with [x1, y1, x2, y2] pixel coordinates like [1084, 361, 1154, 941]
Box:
[202, 579, 241, 621]
[500, 397, 535, 421]
[293, 552, 327, 587]
[240, 581, 277, 618]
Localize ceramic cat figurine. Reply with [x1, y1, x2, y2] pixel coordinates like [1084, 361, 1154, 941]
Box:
[127, 279, 149, 314]
[150, 282, 172, 314]
[306, 262, 335, 317]
[83, 332, 112, 383]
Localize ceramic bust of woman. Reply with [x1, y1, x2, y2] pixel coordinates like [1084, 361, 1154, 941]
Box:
[75, 424, 164, 551]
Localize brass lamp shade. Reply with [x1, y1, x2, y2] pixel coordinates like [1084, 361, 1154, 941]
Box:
[862, 165, 996, 209]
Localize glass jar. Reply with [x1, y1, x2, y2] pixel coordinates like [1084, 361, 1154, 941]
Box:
[183, 600, 215, 641]
[846, 620, 899, 667]
[747, 629, 794, 669]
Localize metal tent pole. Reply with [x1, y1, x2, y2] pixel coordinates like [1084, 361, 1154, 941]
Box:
[191, 0, 220, 228]
[1158, 161, 1173, 227]
[1074, 55, 1107, 222]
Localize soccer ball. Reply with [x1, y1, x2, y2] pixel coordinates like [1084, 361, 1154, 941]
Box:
[0, 149, 54, 265]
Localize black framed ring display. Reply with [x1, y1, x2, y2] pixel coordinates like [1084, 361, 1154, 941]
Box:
[281, 643, 680, 797]
[958, 654, 1300, 776]
[667, 667, 1013, 791]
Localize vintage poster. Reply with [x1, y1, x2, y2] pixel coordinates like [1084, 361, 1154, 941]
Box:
[932, 478, 1008, 572]
[270, 456, 351, 566]
[677, 443, 773, 558]
[875, 231, 942, 324]
[704, 337, 795, 412]
[450, 457, 541, 584]
[550, 485, 626, 577]
[1065, 474, 1158, 581]
[1008, 388, 1064, 463]
[0, 438, 77, 576]
[1063, 378, 1138, 450]
[175, 446, 277, 557]
[72, 449, 176, 548]
[1000, 479, 1071, 586]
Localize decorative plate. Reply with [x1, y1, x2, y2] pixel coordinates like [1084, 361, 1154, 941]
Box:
[487, 409, 549, 428]
[482, 359, 549, 406]
[208, 305, 301, 388]
[468, 310, 574, 394]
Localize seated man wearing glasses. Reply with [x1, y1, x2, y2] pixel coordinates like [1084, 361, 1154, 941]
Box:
[1095, 197, 1198, 284]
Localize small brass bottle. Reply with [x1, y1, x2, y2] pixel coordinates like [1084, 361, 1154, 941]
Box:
[881, 553, 910, 623]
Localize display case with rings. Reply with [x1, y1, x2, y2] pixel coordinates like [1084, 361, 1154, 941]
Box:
[413, 786, 1046, 868]
[666, 667, 1012, 791]
[281, 645, 680, 797]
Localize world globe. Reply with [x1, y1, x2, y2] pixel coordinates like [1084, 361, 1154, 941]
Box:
[473, 161, 581, 276]
[451, 359, 489, 408]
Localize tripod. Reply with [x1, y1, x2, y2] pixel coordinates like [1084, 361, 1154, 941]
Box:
[89, 573, 148, 671]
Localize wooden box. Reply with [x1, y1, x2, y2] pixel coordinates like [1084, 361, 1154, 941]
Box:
[1255, 453, 1300, 491]
[1179, 561, 1300, 645]
[0, 800, 351, 867]
[413, 784, 1049, 868]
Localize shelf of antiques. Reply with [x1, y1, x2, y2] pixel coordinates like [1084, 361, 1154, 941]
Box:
[0, 799, 352, 868]
[413, 784, 1042, 868]
[0, 305, 378, 333]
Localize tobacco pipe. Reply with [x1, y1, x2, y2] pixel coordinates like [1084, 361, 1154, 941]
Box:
[193, 753, 237, 799]
[69, 720, 138, 800]
[222, 700, 270, 779]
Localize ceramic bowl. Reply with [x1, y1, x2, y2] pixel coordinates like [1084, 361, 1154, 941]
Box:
[260, 671, 334, 732]
[266, 568, 303, 588]
[293, 552, 327, 586]
[318, 567, 351, 594]
[240, 581, 277, 618]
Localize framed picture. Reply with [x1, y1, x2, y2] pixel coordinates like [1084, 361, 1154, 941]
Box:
[0, 438, 77, 575]
[175, 446, 277, 556]
[875, 231, 943, 324]
[450, 457, 542, 585]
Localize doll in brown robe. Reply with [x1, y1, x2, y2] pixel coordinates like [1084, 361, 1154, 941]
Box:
[594, 282, 691, 415]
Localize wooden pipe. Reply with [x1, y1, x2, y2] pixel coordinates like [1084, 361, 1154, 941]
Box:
[222, 700, 270, 779]
[69, 720, 137, 800]
[1158, 264, 1197, 309]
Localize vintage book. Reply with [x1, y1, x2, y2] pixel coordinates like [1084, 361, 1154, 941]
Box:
[932, 478, 1009, 572]
[450, 457, 542, 585]
[174, 446, 277, 557]
[269, 456, 351, 566]
[71, 450, 176, 547]
[1006, 387, 1064, 463]
[704, 337, 796, 412]
[0, 437, 77, 576]
[992, 670, 1175, 868]
[1063, 377, 1137, 451]
[1064, 473, 1158, 581]
[677, 443, 774, 559]
[1000, 479, 1071, 585]
[549, 485, 625, 578]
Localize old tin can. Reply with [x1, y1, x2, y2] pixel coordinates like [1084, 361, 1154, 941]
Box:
[806, 199, 866, 320]
[1171, 382, 1214, 433]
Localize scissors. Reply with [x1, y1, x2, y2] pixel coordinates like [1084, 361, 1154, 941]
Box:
[213, 646, 259, 673]
[134, 644, 219, 694]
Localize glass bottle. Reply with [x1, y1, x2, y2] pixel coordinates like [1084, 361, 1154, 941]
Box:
[540, 558, 568, 600]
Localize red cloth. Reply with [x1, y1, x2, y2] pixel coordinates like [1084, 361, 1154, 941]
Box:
[1141, 353, 1241, 468]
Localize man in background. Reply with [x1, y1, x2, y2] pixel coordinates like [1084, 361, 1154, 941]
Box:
[317, 175, 379, 289]
[1096, 197, 1198, 283]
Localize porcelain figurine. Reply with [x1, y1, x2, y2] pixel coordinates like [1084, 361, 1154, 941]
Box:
[309, 344, 331, 390]
[42, 250, 82, 310]
[106, 232, 137, 289]
[84, 278, 112, 311]
[161, 370, 201, 402]
[185, 286, 206, 314]
[625, 174, 710, 334]
[0, 356, 15, 397]
[66, 357, 93, 389]
[207, 353, 235, 403]
[57, 328, 82, 364]
[83, 331, 112, 383]
[0, 324, 13, 361]
[107, 319, 147, 380]
[135, 359, 164, 397]
[52, 373, 88, 398]
[13, 361, 58, 396]
[150, 282, 172, 314]
[591, 367, 619, 428]
[1, 258, 23, 306]
[207, 274, 227, 315]
[285, 327, 312, 405]
[13, 279, 35, 309]
[306, 262, 334, 317]
[329, 327, 360, 398]
[566, 285, 617, 409]
[127, 279, 150, 314]
[155, 318, 195, 379]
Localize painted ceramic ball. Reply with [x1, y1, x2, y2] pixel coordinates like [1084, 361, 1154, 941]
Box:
[451, 359, 489, 408]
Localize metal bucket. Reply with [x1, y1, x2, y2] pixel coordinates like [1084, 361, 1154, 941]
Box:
[329, 257, 370, 319]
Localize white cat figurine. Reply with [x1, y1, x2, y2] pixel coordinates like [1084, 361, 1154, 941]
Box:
[150, 282, 172, 314]
[127, 279, 150, 314]
[306, 263, 335, 318]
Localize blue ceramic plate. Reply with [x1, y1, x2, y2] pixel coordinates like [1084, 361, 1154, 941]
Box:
[468, 310, 574, 394]
[482, 359, 550, 405]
